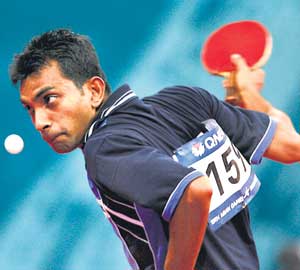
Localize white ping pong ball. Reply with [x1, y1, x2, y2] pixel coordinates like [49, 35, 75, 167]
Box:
[4, 134, 24, 154]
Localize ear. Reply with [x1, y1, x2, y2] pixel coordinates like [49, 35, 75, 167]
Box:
[84, 76, 106, 109]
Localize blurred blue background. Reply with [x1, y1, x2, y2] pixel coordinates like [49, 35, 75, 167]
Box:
[1, 0, 300, 269]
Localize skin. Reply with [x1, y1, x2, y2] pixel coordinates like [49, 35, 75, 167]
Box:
[20, 60, 106, 153]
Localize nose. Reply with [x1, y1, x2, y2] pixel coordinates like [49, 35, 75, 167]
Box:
[34, 109, 51, 131]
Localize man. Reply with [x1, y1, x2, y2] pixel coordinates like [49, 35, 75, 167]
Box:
[10, 29, 300, 270]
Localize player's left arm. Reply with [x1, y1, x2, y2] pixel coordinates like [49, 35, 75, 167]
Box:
[227, 54, 300, 163]
[164, 175, 212, 270]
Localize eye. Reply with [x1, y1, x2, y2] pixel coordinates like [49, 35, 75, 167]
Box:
[23, 104, 32, 112]
[44, 95, 57, 105]
[22, 104, 34, 117]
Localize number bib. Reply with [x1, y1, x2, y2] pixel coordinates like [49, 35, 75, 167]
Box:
[173, 119, 261, 231]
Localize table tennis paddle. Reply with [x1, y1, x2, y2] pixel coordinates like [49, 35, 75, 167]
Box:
[201, 20, 272, 105]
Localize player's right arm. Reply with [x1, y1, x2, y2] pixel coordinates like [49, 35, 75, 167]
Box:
[164, 175, 212, 270]
[228, 54, 300, 163]
[263, 119, 300, 163]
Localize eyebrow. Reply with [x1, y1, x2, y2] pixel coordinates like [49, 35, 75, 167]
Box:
[21, 86, 54, 105]
[34, 86, 55, 101]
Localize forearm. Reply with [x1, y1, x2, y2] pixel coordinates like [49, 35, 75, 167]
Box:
[238, 87, 271, 114]
[164, 176, 212, 270]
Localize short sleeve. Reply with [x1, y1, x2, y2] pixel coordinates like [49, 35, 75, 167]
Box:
[182, 87, 277, 163]
[144, 86, 276, 163]
[93, 134, 204, 221]
[207, 94, 277, 164]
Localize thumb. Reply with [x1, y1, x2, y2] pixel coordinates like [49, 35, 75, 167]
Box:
[230, 54, 248, 70]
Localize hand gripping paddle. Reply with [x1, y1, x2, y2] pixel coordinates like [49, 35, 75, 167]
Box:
[201, 20, 272, 104]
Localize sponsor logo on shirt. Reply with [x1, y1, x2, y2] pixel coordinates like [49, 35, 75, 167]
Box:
[192, 128, 224, 157]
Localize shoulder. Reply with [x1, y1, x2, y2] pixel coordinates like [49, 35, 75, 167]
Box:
[83, 130, 145, 176]
[143, 85, 216, 107]
[149, 85, 212, 98]
[84, 130, 144, 158]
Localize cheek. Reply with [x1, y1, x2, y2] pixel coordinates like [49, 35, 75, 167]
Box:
[57, 95, 93, 138]
[69, 103, 93, 134]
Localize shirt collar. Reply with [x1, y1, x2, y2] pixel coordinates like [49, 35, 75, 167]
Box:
[99, 84, 137, 119]
[83, 84, 137, 144]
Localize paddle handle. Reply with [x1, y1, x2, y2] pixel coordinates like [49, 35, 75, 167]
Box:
[224, 72, 244, 106]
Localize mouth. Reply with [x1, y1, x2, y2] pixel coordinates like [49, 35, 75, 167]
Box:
[43, 133, 65, 144]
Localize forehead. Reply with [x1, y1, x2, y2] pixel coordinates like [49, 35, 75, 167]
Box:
[20, 61, 71, 101]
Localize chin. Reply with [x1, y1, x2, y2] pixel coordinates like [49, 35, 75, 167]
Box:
[51, 143, 78, 154]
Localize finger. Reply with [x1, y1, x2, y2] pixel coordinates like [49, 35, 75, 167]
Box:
[222, 79, 230, 88]
[230, 54, 249, 70]
[253, 69, 265, 88]
[256, 69, 265, 79]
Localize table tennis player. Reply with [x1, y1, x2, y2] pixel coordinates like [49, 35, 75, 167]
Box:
[10, 29, 300, 270]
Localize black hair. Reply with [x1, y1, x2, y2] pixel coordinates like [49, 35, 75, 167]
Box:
[9, 28, 111, 95]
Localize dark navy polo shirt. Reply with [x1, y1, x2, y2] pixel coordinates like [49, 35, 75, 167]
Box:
[83, 84, 276, 270]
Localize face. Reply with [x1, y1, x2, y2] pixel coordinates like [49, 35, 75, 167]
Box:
[20, 61, 104, 153]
